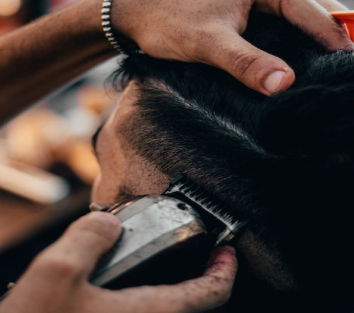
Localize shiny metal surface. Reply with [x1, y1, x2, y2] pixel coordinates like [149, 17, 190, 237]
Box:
[90, 195, 206, 287]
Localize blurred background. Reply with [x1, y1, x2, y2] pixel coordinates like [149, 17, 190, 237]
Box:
[0, 0, 353, 296]
[0, 0, 122, 292]
[341, 0, 353, 8]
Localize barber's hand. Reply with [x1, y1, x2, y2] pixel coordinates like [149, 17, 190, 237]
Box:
[0, 212, 237, 313]
[112, 0, 352, 96]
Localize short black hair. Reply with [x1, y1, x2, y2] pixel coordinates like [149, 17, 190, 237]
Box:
[111, 12, 354, 313]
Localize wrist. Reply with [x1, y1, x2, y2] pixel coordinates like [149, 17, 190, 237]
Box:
[69, 0, 119, 56]
[109, 0, 141, 51]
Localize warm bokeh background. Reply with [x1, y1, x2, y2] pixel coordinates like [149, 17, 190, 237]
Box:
[0, 0, 120, 263]
[0, 0, 123, 295]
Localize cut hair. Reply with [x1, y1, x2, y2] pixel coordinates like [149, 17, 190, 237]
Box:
[110, 12, 354, 313]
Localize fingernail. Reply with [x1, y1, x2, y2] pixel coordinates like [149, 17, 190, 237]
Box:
[90, 211, 120, 227]
[264, 70, 286, 94]
[220, 245, 236, 256]
[208, 246, 236, 263]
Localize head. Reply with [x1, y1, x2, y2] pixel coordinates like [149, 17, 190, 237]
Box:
[92, 12, 354, 312]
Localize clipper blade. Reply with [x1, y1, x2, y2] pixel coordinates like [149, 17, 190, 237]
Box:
[163, 174, 248, 245]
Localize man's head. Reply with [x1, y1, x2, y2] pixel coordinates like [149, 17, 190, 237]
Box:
[91, 12, 354, 312]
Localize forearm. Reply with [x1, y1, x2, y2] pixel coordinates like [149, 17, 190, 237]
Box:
[0, 0, 117, 124]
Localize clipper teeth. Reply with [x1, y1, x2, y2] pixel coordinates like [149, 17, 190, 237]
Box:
[163, 175, 243, 232]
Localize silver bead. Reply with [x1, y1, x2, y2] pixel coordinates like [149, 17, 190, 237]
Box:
[101, 0, 122, 53]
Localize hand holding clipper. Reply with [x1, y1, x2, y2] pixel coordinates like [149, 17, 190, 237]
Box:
[0, 209, 237, 313]
[90, 175, 247, 289]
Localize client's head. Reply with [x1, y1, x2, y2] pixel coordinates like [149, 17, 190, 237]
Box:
[91, 12, 354, 313]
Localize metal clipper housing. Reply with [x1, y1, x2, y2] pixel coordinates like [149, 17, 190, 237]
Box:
[90, 175, 248, 289]
[90, 195, 207, 288]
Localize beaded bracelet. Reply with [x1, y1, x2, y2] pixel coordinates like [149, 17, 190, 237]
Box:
[101, 0, 124, 53]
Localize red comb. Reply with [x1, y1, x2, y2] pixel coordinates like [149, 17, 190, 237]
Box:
[331, 11, 354, 42]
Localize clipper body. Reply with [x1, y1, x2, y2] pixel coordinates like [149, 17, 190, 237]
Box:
[91, 195, 207, 288]
[90, 175, 247, 289]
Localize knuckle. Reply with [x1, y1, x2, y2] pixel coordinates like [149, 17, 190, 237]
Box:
[187, 28, 218, 60]
[74, 215, 119, 245]
[278, 0, 294, 11]
[194, 29, 216, 44]
[216, 288, 232, 305]
[209, 277, 232, 304]
[201, 274, 233, 306]
[230, 52, 263, 80]
[34, 254, 83, 281]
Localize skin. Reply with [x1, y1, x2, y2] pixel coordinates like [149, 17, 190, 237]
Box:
[91, 82, 169, 204]
[0, 0, 351, 124]
[0, 0, 351, 312]
[0, 211, 237, 313]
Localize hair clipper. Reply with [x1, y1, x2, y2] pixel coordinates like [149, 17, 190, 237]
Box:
[89, 174, 248, 289]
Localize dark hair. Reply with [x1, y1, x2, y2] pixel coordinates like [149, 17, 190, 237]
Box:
[111, 12, 354, 313]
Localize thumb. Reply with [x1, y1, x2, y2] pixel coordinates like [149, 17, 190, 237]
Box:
[200, 30, 295, 95]
[34, 212, 122, 280]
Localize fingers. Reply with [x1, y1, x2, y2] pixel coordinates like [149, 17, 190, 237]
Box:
[32, 212, 122, 281]
[196, 28, 295, 95]
[94, 246, 237, 313]
[263, 0, 354, 51]
[165, 245, 238, 312]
